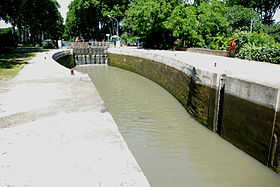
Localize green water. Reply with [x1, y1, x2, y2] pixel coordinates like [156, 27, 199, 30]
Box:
[76, 65, 280, 187]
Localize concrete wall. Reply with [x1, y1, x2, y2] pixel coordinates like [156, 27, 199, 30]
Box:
[107, 50, 280, 172]
[52, 50, 72, 61]
[186, 48, 235, 57]
[53, 50, 75, 69]
[222, 77, 279, 165]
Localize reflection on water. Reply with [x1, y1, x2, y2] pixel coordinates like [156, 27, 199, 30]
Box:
[76, 66, 280, 187]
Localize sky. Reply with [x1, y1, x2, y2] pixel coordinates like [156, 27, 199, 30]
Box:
[0, 1, 280, 28]
[57, 0, 73, 22]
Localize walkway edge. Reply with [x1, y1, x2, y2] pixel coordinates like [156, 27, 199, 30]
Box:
[0, 49, 150, 186]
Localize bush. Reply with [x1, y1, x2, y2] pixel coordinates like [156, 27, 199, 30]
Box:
[237, 43, 280, 64]
[234, 31, 275, 52]
[254, 22, 280, 43]
[209, 36, 232, 50]
[43, 42, 55, 49]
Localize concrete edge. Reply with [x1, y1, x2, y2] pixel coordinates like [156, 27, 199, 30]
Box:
[107, 48, 280, 111]
[51, 49, 151, 186]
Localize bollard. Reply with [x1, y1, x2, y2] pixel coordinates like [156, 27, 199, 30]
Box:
[70, 68, 75, 75]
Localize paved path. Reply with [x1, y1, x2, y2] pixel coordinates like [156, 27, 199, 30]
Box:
[109, 47, 280, 88]
[0, 50, 150, 187]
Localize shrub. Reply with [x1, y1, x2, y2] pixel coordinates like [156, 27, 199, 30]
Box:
[237, 43, 280, 64]
[234, 31, 275, 52]
[209, 36, 232, 50]
[254, 22, 280, 43]
[42, 41, 56, 49]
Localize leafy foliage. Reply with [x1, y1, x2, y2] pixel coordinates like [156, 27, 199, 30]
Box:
[0, 0, 63, 43]
[226, 5, 260, 31]
[234, 31, 275, 50]
[65, 0, 102, 40]
[209, 36, 232, 50]
[237, 43, 280, 63]
[42, 41, 56, 49]
[227, 0, 280, 25]
[196, 1, 231, 46]
[233, 31, 280, 63]
[164, 1, 232, 48]
[164, 5, 204, 47]
[123, 0, 182, 48]
[65, 0, 131, 41]
[254, 22, 280, 42]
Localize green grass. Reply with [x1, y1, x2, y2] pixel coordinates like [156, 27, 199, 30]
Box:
[0, 46, 49, 80]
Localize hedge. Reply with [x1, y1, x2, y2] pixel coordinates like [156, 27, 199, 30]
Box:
[237, 44, 280, 64]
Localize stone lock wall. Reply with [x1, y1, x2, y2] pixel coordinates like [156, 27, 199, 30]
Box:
[221, 77, 279, 165]
[108, 53, 215, 128]
[275, 112, 280, 172]
[107, 52, 280, 173]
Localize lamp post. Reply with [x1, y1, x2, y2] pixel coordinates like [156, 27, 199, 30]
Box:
[250, 18, 257, 33]
[250, 18, 253, 32]
[108, 15, 119, 37]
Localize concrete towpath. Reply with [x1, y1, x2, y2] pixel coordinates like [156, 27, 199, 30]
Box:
[0, 50, 150, 187]
[108, 47, 280, 88]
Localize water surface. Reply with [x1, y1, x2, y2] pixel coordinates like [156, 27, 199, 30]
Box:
[76, 65, 280, 187]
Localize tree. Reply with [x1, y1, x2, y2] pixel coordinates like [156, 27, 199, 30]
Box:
[0, 0, 10, 21]
[197, 1, 231, 46]
[165, 1, 236, 48]
[65, 0, 103, 40]
[192, 0, 210, 6]
[65, 0, 131, 41]
[0, 0, 63, 43]
[100, 0, 131, 37]
[123, 0, 182, 48]
[254, 22, 280, 42]
[227, 0, 280, 25]
[226, 5, 260, 31]
[164, 4, 204, 47]
[100, 0, 130, 18]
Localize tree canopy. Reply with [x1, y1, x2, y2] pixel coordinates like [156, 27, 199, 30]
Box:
[227, 0, 280, 25]
[123, 0, 182, 48]
[63, 0, 279, 47]
[122, 0, 279, 48]
[0, 0, 64, 43]
[164, 5, 204, 47]
[65, 0, 102, 40]
[65, 0, 131, 41]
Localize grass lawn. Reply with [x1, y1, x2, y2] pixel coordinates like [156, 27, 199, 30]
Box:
[0, 46, 49, 80]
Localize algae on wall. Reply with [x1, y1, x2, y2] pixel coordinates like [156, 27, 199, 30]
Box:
[221, 94, 275, 164]
[107, 52, 280, 173]
[108, 53, 213, 129]
[273, 112, 280, 172]
[56, 55, 75, 69]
